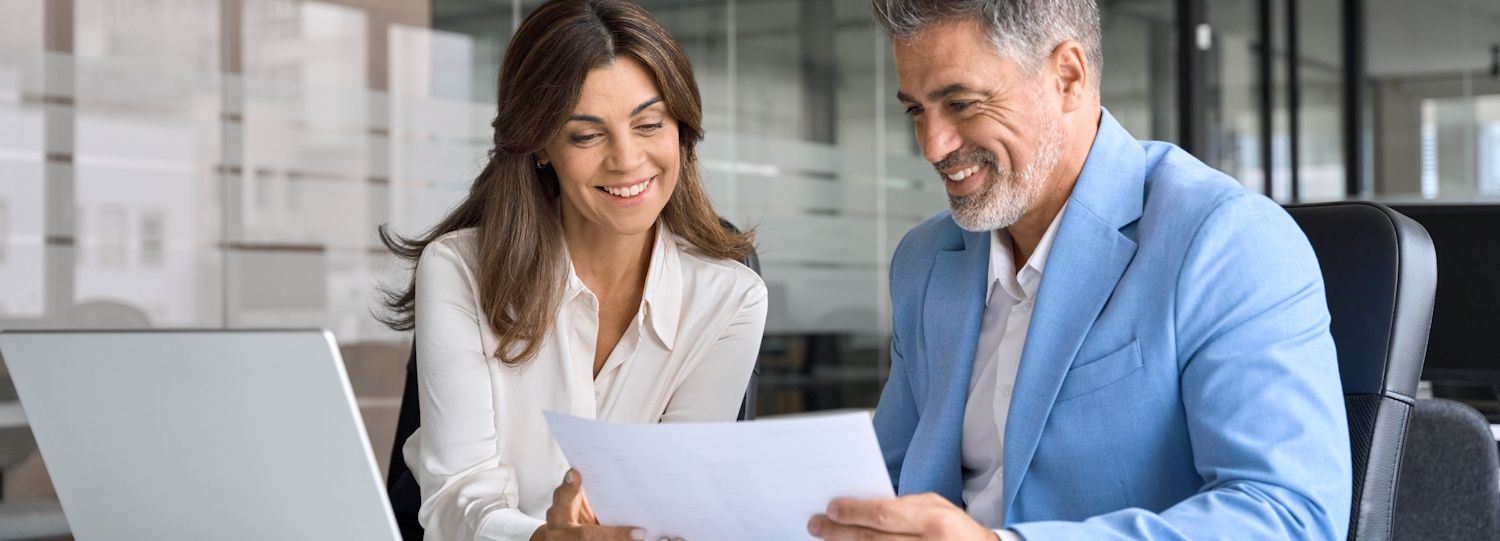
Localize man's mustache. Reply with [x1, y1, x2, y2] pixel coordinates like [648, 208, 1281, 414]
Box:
[933, 147, 997, 172]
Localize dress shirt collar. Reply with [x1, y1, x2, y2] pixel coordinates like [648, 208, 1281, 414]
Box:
[641, 225, 681, 350]
[986, 201, 1069, 306]
[562, 222, 682, 350]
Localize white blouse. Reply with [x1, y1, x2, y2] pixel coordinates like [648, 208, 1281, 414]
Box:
[403, 226, 768, 541]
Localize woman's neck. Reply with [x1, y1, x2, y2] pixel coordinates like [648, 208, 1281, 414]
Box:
[561, 216, 655, 295]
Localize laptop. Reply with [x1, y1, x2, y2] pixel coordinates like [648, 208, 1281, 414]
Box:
[0, 329, 401, 541]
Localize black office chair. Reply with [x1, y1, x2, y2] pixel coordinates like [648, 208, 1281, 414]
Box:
[1391, 398, 1500, 540]
[386, 220, 762, 540]
[1285, 202, 1437, 541]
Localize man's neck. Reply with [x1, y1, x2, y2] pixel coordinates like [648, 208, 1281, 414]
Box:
[1007, 107, 1103, 270]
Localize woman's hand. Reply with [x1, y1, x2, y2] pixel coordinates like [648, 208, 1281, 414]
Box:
[530, 470, 683, 541]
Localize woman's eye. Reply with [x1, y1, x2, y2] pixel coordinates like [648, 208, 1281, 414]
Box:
[570, 133, 602, 145]
[636, 122, 664, 132]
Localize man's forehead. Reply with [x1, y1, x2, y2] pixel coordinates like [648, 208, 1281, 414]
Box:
[893, 41, 970, 88]
[895, 18, 990, 54]
[893, 31, 1021, 100]
[894, 59, 1015, 103]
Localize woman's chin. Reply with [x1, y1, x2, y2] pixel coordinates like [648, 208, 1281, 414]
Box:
[572, 210, 660, 239]
[593, 197, 668, 235]
[564, 185, 672, 239]
[608, 216, 661, 237]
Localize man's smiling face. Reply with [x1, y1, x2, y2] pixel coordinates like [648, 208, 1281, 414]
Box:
[894, 18, 1066, 232]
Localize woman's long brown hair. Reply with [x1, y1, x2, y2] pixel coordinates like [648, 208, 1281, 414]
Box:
[377, 0, 753, 365]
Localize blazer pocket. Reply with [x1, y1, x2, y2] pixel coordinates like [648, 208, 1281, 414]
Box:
[1055, 340, 1143, 402]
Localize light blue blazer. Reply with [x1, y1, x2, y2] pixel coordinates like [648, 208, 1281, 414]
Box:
[874, 110, 1353, 540]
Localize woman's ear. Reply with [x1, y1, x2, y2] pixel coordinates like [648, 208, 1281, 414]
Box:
[535, 150, 551, 168]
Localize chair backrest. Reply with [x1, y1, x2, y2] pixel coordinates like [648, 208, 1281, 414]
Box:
[0, 372, 40, 495]
[1285, 202, 1437, 541]
[385, 220, 763, 540]
[1392, 398, 1500, 540]
[722, 218, 759, 422]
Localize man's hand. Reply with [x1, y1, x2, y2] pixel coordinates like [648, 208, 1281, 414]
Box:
[530, 469, 669, 541]
[807, 493, 1000, 541]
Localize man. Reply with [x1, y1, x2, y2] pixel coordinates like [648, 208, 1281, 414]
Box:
[807, 1, 1352, 539]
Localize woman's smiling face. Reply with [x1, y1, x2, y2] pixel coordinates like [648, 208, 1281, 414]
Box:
[541, 56, 680, 237]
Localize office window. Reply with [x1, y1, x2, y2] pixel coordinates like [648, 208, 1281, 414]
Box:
[1485, 112, 1500, 194]
[1420, 95, 1500, 197]
[0, 197, 8, 263]
[99, 205, 127, 268]
[139, 209, 164, 266]
[1100, 0, 1176, 143]
[1368, 0, 1500, 198]
[74, 204, 87, 267]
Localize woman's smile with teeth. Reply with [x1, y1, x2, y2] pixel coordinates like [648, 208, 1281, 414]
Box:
[598, 177, 654, 198]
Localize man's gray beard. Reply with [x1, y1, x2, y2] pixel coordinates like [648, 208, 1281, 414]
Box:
[949, 127, 1064, 232]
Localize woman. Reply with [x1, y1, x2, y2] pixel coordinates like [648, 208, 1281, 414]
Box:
[378, 1, 767, 540]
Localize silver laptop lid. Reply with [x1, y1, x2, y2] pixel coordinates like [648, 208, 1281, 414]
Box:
[0, 329, 400, 541]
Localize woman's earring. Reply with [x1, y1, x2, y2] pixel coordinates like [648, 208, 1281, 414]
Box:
[536, 158, 549, 169]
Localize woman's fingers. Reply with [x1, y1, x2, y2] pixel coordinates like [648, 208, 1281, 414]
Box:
[545, 470, 650, 540]
[548, 469, 585, 525]
[541, 524, 643, 541]
[582, 525, 646, 540]
[577, 485, 600, 524]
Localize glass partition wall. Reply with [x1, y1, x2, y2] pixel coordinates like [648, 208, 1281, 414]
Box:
[1, 0, 1496, 527]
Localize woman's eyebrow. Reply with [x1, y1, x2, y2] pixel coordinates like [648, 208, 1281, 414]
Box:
[567, 96, 664, 124]
[631, 96, 664, 116]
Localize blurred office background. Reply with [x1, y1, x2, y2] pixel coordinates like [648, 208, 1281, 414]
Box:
[0, 0, 1497, 536]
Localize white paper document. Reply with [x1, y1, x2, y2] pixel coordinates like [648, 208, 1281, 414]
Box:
[542, 411, 895, 541]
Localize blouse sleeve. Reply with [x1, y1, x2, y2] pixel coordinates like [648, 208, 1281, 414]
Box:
[658, 277, 768, 423]
[404, 239, 546, 541]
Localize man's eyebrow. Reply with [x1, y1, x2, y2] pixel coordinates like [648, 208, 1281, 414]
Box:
[927, 83, 970, 101]
[896, 84, 974, 104]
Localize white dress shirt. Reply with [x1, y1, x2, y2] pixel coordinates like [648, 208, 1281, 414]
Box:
[961, 203, 1068, 539]
[402, 225, 768, 541]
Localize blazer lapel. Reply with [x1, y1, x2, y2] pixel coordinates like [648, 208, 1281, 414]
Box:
[1001, 109, 1145, 517]
[913, 227, 989, 502]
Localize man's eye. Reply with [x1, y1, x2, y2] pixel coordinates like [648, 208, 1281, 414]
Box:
[904, 105, 922, 116]
[949, 101, 975, 112]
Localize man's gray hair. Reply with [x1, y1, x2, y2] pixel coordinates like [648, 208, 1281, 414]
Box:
[872, 0, 1102, 89]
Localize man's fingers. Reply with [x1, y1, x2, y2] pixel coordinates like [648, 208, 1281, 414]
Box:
[913, 492, 952, 506]
[808, 514, 919, 541]
[823, 498, 928, 534]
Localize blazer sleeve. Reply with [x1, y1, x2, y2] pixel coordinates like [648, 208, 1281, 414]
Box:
[872, 232, 923, 492]
[405, 239, 546, 541]
[1011, 193, 1353, 540]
